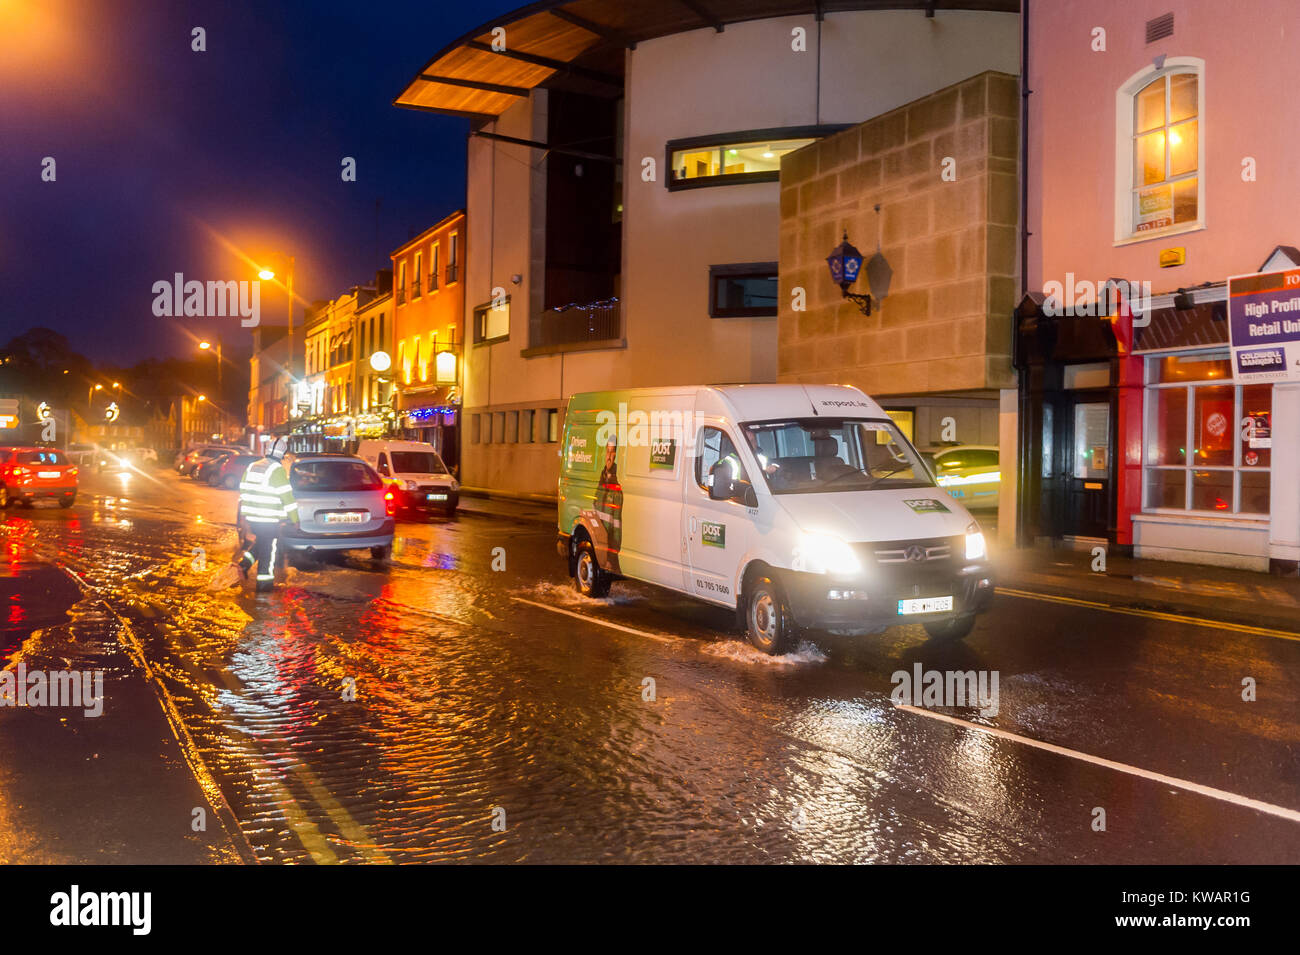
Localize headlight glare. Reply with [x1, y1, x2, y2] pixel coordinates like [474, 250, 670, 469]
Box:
[794, 533, 861, 576]
[965, 526, 987, 561]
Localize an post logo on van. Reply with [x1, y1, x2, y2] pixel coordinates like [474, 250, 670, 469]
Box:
[903, 499, 950, 514]
[649, 437, 676, 470]
[701, 521, 726, 547]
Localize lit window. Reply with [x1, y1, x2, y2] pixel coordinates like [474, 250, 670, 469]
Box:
[667, 131, 821, 190]
[1118, 62, 1202, 239]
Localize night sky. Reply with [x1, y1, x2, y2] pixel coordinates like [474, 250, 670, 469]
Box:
[0, 0, 518, 364]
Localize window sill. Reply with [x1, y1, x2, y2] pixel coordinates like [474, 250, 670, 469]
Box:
[1113, 223, 1205, 247]
[1135, 510, 1270, 526]
[473, 336, 510, 347]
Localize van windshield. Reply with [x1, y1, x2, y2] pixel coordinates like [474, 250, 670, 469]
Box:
[742, 418, 935, 494]
[390, 451, 447, 474]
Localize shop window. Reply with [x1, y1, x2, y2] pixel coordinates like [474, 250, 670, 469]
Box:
[546, 409, 559, 443]
[493, 412, 505, 444]
[521, 409, 534, 444]
[1142, 351, 1270, 515]
[708, 263, 778, 318]
[506, 410, 518, 443]
[471, 414, 481, 444]
[1117, 61, 1203, 241]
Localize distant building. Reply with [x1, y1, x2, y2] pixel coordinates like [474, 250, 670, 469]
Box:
[391, 211, 465, 468]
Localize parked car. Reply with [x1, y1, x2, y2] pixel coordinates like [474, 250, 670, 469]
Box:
[209, 453, 259, 489]
[179, 446, 238, 478]
[557, 385, 995, 653]
[196, 451, 235, 484]
[65, 443, 97, 469]
[0, 446, 78, 508]
[238, 453, 394, 562]
[926, 445, 1000, 510]
[355, 439, 459, 518]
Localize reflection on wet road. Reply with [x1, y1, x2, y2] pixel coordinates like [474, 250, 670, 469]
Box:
[3, 469, 1299, 863]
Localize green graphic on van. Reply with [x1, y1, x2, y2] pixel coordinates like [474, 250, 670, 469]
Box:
[649, 438, 677, 469]
[701, 521, 726, 547]
[903, 498, 950, 514]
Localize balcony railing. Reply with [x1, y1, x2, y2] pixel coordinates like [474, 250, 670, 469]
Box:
[445, 263, 458, 285]
[428, 271, 438, 292]
[411, 277, 421, 298]
[396, 288, 406, 305]
[530, 297, 621, 349]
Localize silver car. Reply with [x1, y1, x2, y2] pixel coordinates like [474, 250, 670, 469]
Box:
[269, 453, 395, 561]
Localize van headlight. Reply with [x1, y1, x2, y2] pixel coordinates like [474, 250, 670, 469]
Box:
[965, 524, 987, 561]
[793, 534, 861, 576]
[450, 479, 459, 491]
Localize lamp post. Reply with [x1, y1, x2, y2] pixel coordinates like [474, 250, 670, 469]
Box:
[826, 232, 872, 316]
[199, 338, 223, 391]
[257, 253, 296, 382]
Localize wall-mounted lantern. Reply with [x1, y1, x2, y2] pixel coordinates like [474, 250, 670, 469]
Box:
[826, 232, 872, 316]
[435, 350, 457, 384]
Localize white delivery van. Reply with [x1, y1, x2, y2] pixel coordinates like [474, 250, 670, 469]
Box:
[557, 384, 994, 654]
[356, 439, 458, 517]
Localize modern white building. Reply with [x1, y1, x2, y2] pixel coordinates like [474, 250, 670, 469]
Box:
[396, 0, 1020, 496]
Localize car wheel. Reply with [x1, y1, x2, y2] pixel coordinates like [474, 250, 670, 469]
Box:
[574, 539, 611, 598]
[59, 497, 75, 508]
[223, 475, 238, 490]
[745, 574, 798, 655]
[370, 544, 391, 562]
[923, 614, 976, 642]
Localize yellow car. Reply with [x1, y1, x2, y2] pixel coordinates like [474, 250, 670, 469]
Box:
[927, 445, 1000, 510]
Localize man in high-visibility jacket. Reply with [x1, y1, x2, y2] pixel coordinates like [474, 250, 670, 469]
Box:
[237, 452, 298, 592]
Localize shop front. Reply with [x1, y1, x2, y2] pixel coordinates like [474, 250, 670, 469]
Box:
[1016, 257, 1299, 573]
[397, 385, 460, 473]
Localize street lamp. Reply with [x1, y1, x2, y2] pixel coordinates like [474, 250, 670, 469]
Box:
[198, 338, 223, 391]
[88, 382, 103, 406]
[256, 253, 296, 382]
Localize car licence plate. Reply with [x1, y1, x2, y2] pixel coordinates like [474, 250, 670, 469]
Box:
[898, 596, 953, 615]
[323, 511, 367, 524]
[38, 471, 61, 479]
[426, 493, 448, 501]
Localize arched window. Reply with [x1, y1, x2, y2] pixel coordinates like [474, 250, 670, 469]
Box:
[1115, 58, 1204, 242]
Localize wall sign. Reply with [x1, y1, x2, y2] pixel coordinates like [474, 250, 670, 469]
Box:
[1227, 268, 1300, 383]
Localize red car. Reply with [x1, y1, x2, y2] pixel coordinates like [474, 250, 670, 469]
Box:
[0, 446, 78, 508]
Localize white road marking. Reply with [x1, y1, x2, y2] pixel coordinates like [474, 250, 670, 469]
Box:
[895, 704, 1300, 825]
[511, 597, 679, 644]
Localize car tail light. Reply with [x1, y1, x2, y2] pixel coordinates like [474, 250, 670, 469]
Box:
[67, 467, 78, 477]
[384, 489, 396, 516]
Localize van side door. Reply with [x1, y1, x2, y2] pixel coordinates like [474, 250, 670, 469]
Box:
[683, 420, 753, 608]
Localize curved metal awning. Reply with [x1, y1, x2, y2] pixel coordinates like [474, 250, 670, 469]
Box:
[394, 0, 1020, 122]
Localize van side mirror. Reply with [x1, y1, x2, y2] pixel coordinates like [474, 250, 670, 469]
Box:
[732, 479, 758, 508]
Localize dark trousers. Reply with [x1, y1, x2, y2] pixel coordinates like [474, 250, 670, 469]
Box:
[240, 525, 283, 592]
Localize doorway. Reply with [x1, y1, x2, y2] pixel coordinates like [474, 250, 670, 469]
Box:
[1040, 390, 1112, 541]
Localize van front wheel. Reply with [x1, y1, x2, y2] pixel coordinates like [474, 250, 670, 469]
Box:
[746, 574, 797, 655]
[574, 540, 611, 598]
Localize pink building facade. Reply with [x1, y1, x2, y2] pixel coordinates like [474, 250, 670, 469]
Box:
[1018, 0, 1300, 572]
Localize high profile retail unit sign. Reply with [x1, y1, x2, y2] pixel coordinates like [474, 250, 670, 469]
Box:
[1227, 268, 1300, 383]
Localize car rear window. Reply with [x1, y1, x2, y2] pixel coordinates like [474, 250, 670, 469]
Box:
[289, 460, 382, 492]
[16, 451, 63, 465]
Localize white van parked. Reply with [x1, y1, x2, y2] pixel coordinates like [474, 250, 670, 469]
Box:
[557, 384, 994, 654]
[355, 439, 458, 517]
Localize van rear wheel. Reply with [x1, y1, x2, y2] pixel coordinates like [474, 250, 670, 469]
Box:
[574, 539, 611, 598]
[746, 574, 797, 655]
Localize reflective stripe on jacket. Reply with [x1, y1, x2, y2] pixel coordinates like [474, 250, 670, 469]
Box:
[239, 458, 298, 525]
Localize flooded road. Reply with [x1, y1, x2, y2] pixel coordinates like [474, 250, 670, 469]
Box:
[3, 466, 1299, 863]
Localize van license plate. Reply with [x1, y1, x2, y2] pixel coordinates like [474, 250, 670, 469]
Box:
[898, 596, 953, 615]
[426, 493, 447, 501]
[324, 511, 367, 524]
